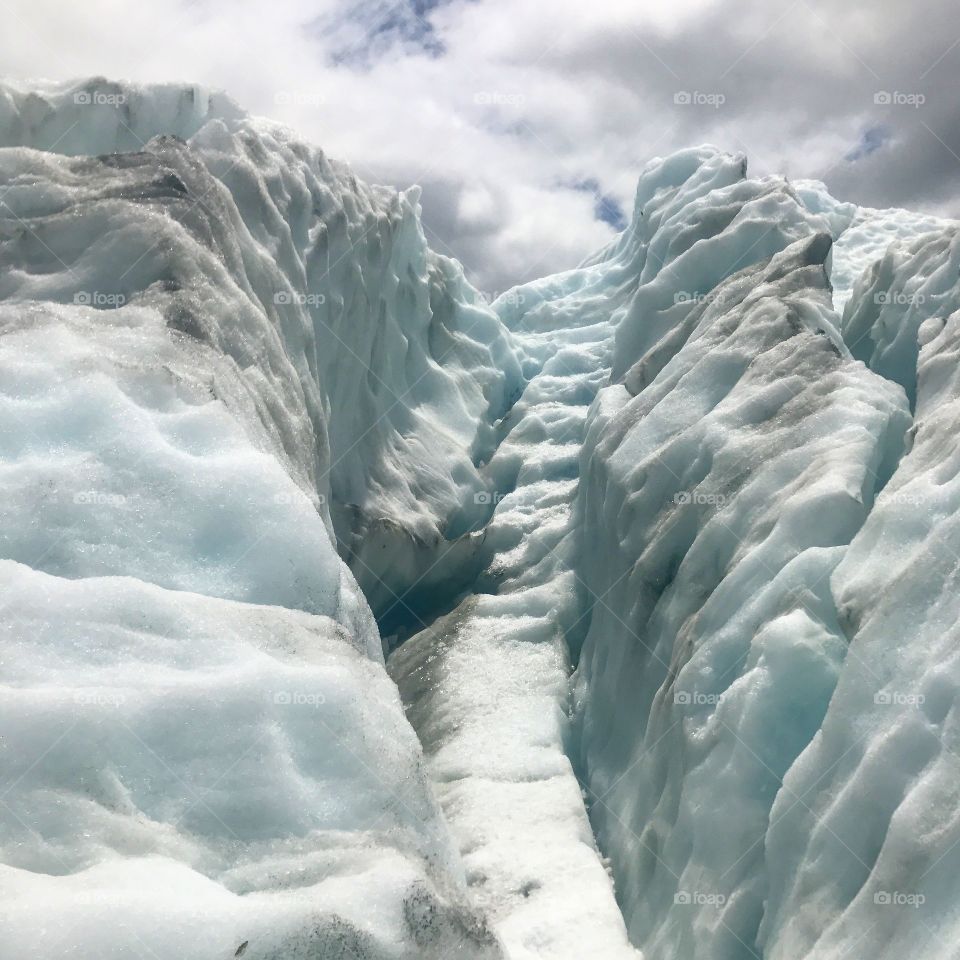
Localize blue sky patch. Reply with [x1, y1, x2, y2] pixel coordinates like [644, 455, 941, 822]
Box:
[567, 178, 628, 231]
[846, 125, 890, 162]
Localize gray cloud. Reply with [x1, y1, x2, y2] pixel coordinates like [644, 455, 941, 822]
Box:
[2, 0, 959, 287]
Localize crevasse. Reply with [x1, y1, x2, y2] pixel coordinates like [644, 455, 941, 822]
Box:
[2, 79, 960, 960]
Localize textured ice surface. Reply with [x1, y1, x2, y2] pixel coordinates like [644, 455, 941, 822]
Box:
[757, 234, 960, 960]
[0, 79, 509, 960]
[0, 301, 371, 637]
[840, 224, 960, 406]
[0, 562, 500, 960]
[794, 179, 950, 314]
[561, 160, 959, 960]
[575, 231, 909, 959]
[6, 76, 960, 960]
[570, 152, 915, 960]
[0, 78, 245, 154]
[0, 77, 523, 622]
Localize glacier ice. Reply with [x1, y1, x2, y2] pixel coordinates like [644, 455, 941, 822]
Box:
[574, 228, 908, 959]
[389, 152, 653, 958]
[0, 77, 522, 622]
[793, 178, 950, 316]
[3, 77, 960, 960]
[0, 562, 497, 960]
[567, 160, 959, 960]
[840, 224, 960, 406]
[0, 78, 511, 960]
[757, 227, 960, 960]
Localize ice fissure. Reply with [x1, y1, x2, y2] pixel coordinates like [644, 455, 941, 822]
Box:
[3, 79, 960, 960]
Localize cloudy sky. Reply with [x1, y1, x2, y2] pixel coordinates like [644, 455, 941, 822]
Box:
[5, 0, 959, 291]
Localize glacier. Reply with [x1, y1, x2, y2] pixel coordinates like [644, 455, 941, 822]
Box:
[2, 77, 960, 960]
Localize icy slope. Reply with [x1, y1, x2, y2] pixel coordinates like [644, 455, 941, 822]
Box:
[6, 75, 960, 960]
[389, 146, 880, 959]
[0, 79, 516, 960]
[0, 562, 496, 960]
[794, 179, 950, 314]
[758, 232, 960, 960]
[0, 78, 523, 620]
[571, 153, 912, 960]
[840, 224, 960, 407]
[576, 239, 908, 959]
[0, 299, 372, 638]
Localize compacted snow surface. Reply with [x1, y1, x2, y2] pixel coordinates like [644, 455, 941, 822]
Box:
[2, 79, 960, 960]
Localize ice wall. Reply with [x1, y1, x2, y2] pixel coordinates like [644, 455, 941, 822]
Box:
[0, 77, 524, 621]
[571, 152, 913, 959]
[840, 224, 960, 407]
[0, 78, 513, 960]
[757, 231, 960, 960]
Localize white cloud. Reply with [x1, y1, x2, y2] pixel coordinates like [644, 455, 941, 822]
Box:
[3, 0, 959, 288]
